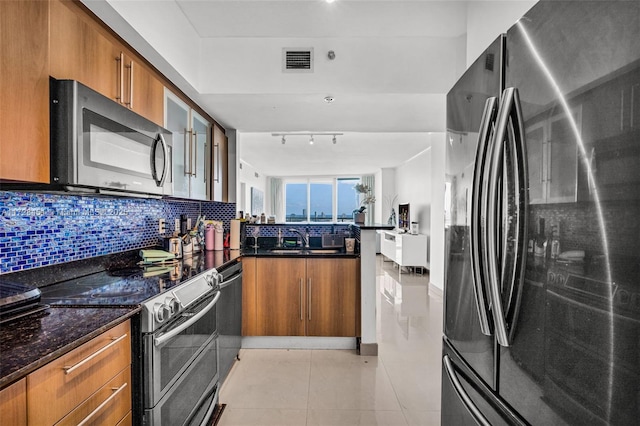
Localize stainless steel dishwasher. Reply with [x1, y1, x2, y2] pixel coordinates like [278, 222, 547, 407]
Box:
[217, 261, 242, 383]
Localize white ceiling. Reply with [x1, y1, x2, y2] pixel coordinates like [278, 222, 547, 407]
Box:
[83, 0, 534, 176]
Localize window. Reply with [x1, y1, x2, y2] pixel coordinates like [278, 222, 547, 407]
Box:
[337, 178, 360, 222]
[284, 177, 360, 222]
[285, 182, 307, 222]
[310, 182, 332, 222]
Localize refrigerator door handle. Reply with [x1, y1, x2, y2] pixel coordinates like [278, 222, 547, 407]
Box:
[443, 355, 491, 426]
[470, 96, 499, 336]
[487, 87, 529, 347]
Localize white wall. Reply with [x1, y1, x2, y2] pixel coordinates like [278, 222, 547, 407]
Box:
[465, 1, 537, 67]
[394, 147, 432, 236]
[429, 133, 446, 292]
[238, 160, 267, 218]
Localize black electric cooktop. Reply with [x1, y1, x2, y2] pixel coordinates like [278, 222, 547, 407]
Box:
[40, 262, 202, 306]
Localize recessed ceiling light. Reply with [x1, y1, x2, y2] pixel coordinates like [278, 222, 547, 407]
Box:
[324, 96, 335, 103]
[326, 0, 336, 3]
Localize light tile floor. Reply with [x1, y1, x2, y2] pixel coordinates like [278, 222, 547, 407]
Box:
[218, 255, 443, 426]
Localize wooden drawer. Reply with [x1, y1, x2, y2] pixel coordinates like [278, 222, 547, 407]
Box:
[27, 320, 131, 425]
[115, 411, 132, 426]
[0, 378, 26, 426]
[56, 366, 131, 426]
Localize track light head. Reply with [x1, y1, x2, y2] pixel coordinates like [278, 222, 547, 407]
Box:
[281, 136, 286, 144]
[309, 135, 314, 145]
[332, 135, 337, 144]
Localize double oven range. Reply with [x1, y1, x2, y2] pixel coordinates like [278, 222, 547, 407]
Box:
[38, 255, 240, 426]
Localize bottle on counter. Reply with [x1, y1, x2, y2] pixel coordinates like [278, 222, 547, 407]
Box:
[534, 218, 548, 258]
[550, 224, 561, 259]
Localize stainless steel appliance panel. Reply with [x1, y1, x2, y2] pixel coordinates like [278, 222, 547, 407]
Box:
[144, 290, 220, 408]
[50, 78, 172, 196]
[144, 337, 219, 426]
[217, 262, 242, 383]
[444, 35, 504, 388]
[498, 2, 640, 424]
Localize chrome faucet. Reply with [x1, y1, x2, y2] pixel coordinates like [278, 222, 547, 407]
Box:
[288, 228, 309, 248]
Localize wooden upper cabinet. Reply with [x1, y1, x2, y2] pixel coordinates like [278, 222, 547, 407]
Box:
[212, 124, 229, 202]
[0, 0, 50, 183]
[50, 0, 164, 126]
[50, 0, 118, 101]
[128, 54, 164, 126]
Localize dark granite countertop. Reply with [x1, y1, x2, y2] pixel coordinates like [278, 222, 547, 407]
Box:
[0, 306, 139, 389]
[356, 223, 395, 230]
[241, 247, 359, 258]
[0, 248, 242, 391]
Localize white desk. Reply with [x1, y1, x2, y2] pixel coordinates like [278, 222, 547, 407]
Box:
[379, 230, 429, 273]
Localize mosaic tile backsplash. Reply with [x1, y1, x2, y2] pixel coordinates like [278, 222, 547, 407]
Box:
[0, 191, 236, 274]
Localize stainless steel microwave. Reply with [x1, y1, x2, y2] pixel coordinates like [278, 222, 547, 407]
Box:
[49, 78, 172, 197]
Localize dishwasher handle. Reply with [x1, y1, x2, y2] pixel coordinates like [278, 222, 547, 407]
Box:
[219, 271, 242, 289]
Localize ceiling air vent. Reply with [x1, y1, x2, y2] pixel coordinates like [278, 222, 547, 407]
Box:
[283, 48, 314, 73]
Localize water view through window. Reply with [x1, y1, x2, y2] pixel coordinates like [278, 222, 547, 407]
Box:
[285, 178, 360, 222]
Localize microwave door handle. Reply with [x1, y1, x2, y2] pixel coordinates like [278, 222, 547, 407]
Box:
[470, 96, 498, 336]
[156, 133, 169, 187]
[154, 291, 221, 346]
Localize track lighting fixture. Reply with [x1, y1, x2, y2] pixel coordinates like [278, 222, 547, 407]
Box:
[271, 132, 343, 145]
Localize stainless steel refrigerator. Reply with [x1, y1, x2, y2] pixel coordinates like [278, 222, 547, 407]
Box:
[443, 2, 640, 425]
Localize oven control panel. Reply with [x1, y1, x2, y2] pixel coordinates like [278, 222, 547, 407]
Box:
[141, 269, 220, 331]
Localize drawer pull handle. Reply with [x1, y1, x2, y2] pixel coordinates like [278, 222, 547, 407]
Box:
[63, 333, 127, 375]
[77, 382, 128, 426]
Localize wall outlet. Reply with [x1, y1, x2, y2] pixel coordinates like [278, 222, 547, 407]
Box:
[174, 218, 180, 233]
[158, 218, 166, 234]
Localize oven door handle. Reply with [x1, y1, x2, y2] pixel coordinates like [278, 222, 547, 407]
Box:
[154, 291, 221, 347]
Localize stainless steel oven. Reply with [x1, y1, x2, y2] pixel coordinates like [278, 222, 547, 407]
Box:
[141, 269, 222, 426]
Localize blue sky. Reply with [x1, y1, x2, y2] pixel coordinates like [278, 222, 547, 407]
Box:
[285, 179, 359, 218]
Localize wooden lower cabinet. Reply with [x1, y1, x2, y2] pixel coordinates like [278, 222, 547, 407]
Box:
[27, 320, 132, 426]
[307, 258, 358, 337]
[243, 257, 359, 337]
[0, 378, 27, 426]
[257, 257, 307, 336]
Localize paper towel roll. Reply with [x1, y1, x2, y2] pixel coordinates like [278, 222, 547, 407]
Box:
[230, 219, 241, 250]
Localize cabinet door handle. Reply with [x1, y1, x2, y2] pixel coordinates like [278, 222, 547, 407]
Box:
[77, 382, 128, 426]
[214, 142, 221, 183]
[63, 333, 127, 375]
[124, 60, 134, 109]
[184, 129, 191, 176]
[193, 131, 198, 178]
[116, 52, 124, 104]
[308, 278, 311, 321]
[299, 278, 303, 320]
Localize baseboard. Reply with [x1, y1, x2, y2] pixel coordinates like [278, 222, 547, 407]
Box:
[359, 343, 378, 356]
[241, 336, 357, 350]
[429, 282, 443, 298]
